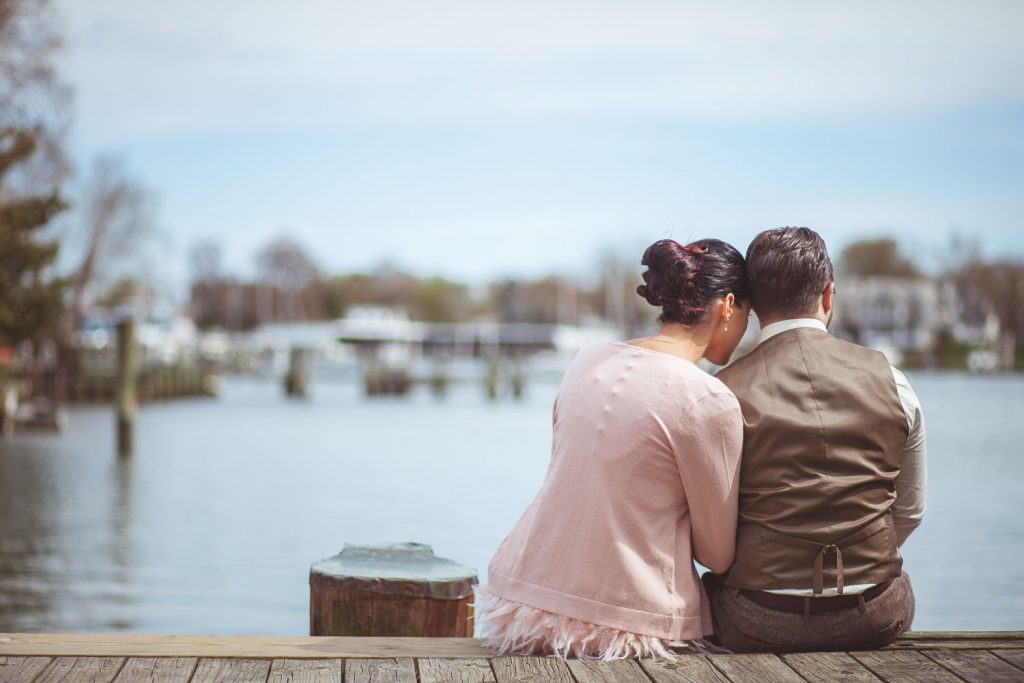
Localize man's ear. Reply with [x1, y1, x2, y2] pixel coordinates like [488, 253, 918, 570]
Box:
[821, 281, 835, 315]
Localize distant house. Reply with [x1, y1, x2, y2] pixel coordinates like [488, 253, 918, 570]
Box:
[833, 277, 948, 362]
[947, 281, 1002, 346]
[833, 275, 1003, 366]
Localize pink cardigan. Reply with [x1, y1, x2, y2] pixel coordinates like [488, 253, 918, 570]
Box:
[484, 342, 743, 640]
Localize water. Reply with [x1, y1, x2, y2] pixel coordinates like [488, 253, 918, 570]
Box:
[0, 372, 1022, 634]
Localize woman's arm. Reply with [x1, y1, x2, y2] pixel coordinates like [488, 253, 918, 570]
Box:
[674, 391, 744, 573]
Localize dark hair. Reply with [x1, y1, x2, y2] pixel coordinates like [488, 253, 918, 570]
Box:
[636, 238, 749, 326]
[745, 227, 833, 317]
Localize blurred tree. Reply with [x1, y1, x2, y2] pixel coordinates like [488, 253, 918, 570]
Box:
[189, 239, 223, 284]
[489, 277, 555, 324]
[188, 240, 226, 329]
[839, 238, 922, 278]
[257, 235, 319, 291]
[322, 267, 481, 323]
[583, 252, 653, 336]
[0, 0, 71, 190]
[412, 276, 473, 323]
[951, 257, 1024, 361]
[0, 126, 67, 347]
[70, 156, 156, 330]
[256, 235, 322, 321]
[95, 276, 154, 311]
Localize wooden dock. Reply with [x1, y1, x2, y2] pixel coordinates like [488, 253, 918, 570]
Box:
[2, 632, 1023, 682]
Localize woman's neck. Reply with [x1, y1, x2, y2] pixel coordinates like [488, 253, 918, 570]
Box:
[626, 323, 711, 364]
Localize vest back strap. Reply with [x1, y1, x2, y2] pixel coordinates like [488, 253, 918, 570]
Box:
[756, 513, 891, 595]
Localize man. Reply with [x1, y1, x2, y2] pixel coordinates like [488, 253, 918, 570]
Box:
[703, 226, 926, 652]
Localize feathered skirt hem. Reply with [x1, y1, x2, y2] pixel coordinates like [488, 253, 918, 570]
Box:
[473, 586, 723, 660]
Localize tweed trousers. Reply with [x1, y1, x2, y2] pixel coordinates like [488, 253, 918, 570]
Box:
[702, 571, 915, 653]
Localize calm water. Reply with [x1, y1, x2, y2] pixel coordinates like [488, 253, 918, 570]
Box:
[0, 372, 1022, 634]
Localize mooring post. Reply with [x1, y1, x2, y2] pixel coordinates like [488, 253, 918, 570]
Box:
[285, 346, 311, 398]
[1, 382, 17, 437]
[115, 318, 137, 457]
[309, 542, 477, 637]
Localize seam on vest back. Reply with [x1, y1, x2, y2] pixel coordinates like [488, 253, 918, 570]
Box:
[792, 330, 834, 537]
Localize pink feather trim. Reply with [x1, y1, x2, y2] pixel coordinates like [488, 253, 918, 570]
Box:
[473, 587, 723, 660]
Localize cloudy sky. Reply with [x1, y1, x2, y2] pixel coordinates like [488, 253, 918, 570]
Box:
[54, 0, 1024, 290]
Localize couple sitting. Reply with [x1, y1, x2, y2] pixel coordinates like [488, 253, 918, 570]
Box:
[475, 226, 925, 657]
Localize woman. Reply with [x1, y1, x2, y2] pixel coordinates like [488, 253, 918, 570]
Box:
[474, 238, 751, 659]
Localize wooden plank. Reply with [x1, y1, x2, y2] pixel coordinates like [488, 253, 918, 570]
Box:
[344, 658, 416, 683]
[0, 657, 52, 683]
[0, 634, 490, 659]
[491, 656, 574, 682]
[923, 649, 1024, 683]
[565, 659, 652, 682]
[191, 658, 271, 683]
[708, 654, 804, 683]
[114, 658, 196, 683]
[849, 650, 963, 683]
[640, 656, 731, 683]
[268, 659, 342, 683]
[991, 649, 1024, 670]
[36, 657, 125, 683]
[781, 652, 881, 681]
[3, 632, 1024, 658]
[884, 631, 1024, 650]
[419, 658, 496, 682]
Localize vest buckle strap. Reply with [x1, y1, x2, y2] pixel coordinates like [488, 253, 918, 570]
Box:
[813, 543, 845, 595]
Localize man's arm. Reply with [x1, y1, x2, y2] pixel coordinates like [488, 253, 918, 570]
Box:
[891, 367, 927, 545]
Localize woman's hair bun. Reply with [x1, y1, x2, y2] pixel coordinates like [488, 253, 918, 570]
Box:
[636, 238, 748, 326]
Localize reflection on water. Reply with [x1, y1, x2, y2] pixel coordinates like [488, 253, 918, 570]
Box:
[0, 372, 1022, 633]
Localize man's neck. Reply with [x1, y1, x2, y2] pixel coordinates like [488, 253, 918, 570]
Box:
[757, 312, 828, 329]
[757, 318, 828, 344]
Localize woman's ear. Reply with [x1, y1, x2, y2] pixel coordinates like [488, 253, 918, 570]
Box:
[723, 292, 736, 321]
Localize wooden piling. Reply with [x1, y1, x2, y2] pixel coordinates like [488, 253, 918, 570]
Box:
[1, 383, 17, 437]
[115, 318, 137, 457]
[285, 347, 311, 398]
[309, 543, 477, 638]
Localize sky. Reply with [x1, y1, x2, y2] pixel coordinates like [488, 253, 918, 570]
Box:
[53, 0, 1024, 294]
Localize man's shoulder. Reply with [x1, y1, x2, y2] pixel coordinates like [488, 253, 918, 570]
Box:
[820, 333, 887, 359]
[715, 330, 893, 387]
[715, 344, 765, 386]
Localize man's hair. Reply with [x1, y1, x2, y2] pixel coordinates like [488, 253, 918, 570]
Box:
[745, 227, 833, 318]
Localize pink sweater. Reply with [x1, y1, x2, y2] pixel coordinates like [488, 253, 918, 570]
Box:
[485, 342, 743, 640]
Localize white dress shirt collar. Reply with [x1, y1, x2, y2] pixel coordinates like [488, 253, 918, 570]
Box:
[758, 318, 828, 345]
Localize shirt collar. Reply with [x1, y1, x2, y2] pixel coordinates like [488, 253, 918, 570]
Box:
[758, 318, 828, 344]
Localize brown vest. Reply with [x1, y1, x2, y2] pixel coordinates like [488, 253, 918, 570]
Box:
[716, 328, 908, 594]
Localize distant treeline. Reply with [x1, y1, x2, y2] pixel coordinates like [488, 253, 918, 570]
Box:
[184, 236, 1024, 360]
[188, 236, 652, 332]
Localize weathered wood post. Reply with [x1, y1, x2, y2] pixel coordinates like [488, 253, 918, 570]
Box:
[511, 357, 526, 399]
[285, 347, 311, 398]
[115, 318, 137, 457]
[484, 357, 500, 400]
[310, 543, 477, 637]
[1, 382, 17, 437]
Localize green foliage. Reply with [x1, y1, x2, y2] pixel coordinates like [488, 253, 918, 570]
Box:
[0, 126, 67, 346]
[840, 239, 921, 278]
[324, 270, 475, 323]
[932, 330, 971, 370]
